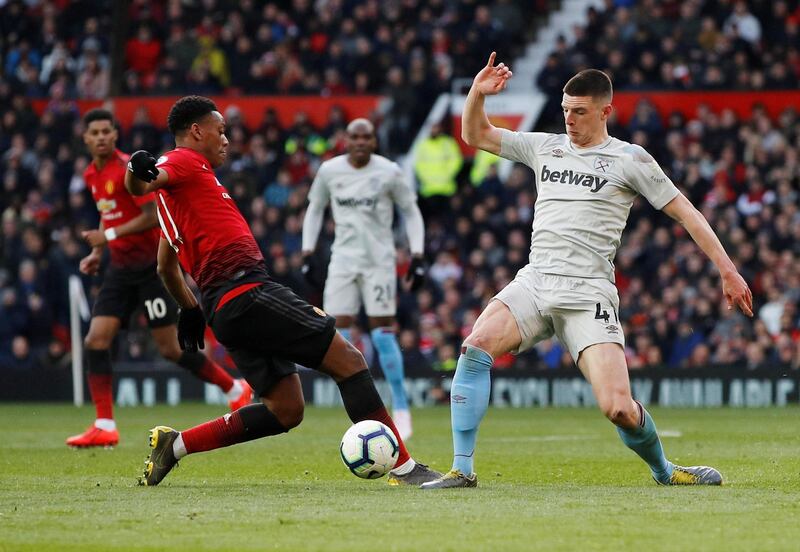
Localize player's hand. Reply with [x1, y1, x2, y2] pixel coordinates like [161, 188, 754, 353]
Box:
[128, 150, 159, 182]
[301, 254, 327, 290]
[177, 305, 206, 352]
[404, 255, 427, 292]
[721, 270, 753, 317]
[473, 52, 513, 96]
[79, 252, 101, 275]
[81, 229, 106, 248]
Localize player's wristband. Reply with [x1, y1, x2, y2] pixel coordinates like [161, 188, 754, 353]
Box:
[104, 228, 118, 242]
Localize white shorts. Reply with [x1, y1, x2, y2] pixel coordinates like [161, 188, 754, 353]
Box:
[323, 263, 397, 317]
[494, 265, 624, 362]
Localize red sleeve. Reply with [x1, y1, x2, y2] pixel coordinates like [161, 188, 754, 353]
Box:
[133, 192, 156, 207]
[156, 151, 190, 188]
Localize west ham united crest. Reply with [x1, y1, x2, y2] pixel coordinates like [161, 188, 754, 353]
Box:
[593, 157, 613, 172]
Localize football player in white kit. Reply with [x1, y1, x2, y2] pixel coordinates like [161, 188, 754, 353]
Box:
[302, 119, 426, 441]
[422, 53, 753, 489]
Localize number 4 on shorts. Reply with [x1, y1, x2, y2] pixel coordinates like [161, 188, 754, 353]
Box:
[594, 303, 610, 323]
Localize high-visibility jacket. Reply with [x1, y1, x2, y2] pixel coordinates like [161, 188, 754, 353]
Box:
[469, 149, 500, 186]
[413, 135, 463, 198]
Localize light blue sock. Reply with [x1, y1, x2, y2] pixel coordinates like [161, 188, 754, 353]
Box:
[616, 402, 673, 483]
[451, 345, 493, 475]
[370, 328, 409, 410]
[337, 328, 352, 342]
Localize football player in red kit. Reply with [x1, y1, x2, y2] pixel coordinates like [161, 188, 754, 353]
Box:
[125, 96, 440, 486]
[66, 109, 252, 449]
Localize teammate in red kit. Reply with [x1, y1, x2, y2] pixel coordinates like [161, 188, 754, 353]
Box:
[125, 96, 440, 486]
[66, 109, 253, 449]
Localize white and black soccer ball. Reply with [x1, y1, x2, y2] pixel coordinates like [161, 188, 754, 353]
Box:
[339, 420, 399, 479]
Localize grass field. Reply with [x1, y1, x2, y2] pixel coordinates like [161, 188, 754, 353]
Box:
[0, 404, 798, 551]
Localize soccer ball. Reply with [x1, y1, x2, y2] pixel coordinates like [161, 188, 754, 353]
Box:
[339, 420, 399, 479]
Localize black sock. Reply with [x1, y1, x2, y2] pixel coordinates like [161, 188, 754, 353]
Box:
[176, 351, 205, 374]
[337, 369, 385, 421]
[86, 349, 112, 374]
[236, 403, 288, 443]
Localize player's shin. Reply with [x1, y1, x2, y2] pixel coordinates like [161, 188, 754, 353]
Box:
[177, 403, 287, 457]
[336, 369, 412, 469]
[451, 345, 493, 475]
[370, 328, 409, 411]
[616, 401, 672, 483]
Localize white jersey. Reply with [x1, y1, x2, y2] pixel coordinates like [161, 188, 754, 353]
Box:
[307, 154, 419, 268]
[500, 129, 680, 282]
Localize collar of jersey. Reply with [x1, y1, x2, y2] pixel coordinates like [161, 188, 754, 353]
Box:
[567, 136, 613, 153]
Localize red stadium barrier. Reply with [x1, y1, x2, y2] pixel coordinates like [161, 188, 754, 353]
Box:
[30, 96, 382, 130]
[613, 90, 800, 124]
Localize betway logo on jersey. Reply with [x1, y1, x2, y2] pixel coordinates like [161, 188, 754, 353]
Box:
[541, 165, 608, 193]
[335, 197, 377, 208]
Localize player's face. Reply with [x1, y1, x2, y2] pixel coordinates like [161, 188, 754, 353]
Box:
[346, 127, 376, 165]
[561, 94, 611, 147]
[199, 111, 228, 168]
[83, 120, 117, 159]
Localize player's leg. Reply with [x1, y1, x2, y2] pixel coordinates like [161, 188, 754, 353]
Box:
[364, 266, 412, 438]
[423, 267, 553, 489]
[315, 332, 440, 485]
[368, 316, 411, 439]
[144, 371, 304, 486]
[66, 314, 122, 447]
[578, 343, 721, 485]
[141, 274, 252, 410]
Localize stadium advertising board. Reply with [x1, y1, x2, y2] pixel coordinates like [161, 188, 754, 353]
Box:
[3, 365, 797, 408]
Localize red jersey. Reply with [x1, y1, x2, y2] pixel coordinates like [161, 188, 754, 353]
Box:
[84, 149, 159, 269]
[155, 147, 264, 294]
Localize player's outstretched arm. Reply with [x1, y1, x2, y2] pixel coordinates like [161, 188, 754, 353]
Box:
[462, 52, 512, 155]
[662, 193, 753, 316]
[125, 150, 169, 196]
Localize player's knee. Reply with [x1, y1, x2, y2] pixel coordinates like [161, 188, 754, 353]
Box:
[84, 333, 110, 350]
[601, 399, 637, 427]
[156, 342, 182, 362]
[462, 332, 494, 357]
[271, 400, 304, 430]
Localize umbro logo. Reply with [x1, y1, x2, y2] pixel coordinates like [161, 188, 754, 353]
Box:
[552, 148, 563, 158]
[452, 395, 467, 404]
[606, 325, 620, 335]
[593, 157, 613, 172]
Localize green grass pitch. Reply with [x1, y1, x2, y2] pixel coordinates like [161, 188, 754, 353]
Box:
[0, 404, 798, 551]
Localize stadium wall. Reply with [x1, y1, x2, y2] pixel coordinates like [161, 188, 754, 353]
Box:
[3, 365, 797, 408]
[31, 96, 382, 130]
[612, 90, 800, 125]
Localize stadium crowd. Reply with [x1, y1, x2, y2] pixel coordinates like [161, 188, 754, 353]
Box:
[0, 0, 798, 373]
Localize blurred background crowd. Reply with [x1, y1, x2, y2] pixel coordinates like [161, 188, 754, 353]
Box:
[1, 0, 798, 374]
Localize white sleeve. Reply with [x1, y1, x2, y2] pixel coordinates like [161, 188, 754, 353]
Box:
[499, 129, 549, 166]
[301, 168, 330, 252]
[624, 145, 680, 210]
[400, 202, 425, 256]
[389, 163, 425, 255]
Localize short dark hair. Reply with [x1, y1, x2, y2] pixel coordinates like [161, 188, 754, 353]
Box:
[83, 108, 115, 127]
[563, 69, 613, 100]
[167, 96, 218, 135]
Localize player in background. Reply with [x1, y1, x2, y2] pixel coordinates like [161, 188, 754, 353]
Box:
[66, 109, 252, 449]
[125, 96, 440, 486]
[301, 118, 426, 441]
[422, 54, 753, 489]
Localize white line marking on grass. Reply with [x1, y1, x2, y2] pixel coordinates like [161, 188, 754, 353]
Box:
[486, 435, 602, 443]
[658, 430, 683, 438]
